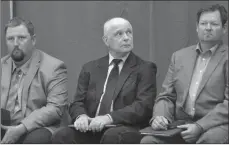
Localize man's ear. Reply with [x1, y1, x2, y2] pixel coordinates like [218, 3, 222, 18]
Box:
[196, 22, 199, 33]
[31, 34, 36, 45]
[223, 21, 228, 34]
[102, 35, 109, 47]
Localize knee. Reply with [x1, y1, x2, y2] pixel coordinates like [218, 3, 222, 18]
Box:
[101, 128, 120, 144]
[23, 128, 52, 144]
[51, 127, 74, 144]
[197, 126, 228, 144]
[101, 127, 141, 144]
[140, 136, 159, 144]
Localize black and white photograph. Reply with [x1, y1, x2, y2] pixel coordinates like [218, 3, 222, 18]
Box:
[1, 1, 228, 144]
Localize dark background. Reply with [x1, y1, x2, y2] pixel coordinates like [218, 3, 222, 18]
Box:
[1, 1, 228, 102]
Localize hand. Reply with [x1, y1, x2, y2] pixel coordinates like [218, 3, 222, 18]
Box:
[1, 124, 27, 144]
[88, 115, 112, 132]
[74, 114, 92, 132]
[151, 116, 169, 130]
[177, 123, 203, 143]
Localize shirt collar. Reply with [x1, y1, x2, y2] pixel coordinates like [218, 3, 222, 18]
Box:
[11, 57, 32, 75]
[196, 43, 218, 55]
[108, 52, 130, 66]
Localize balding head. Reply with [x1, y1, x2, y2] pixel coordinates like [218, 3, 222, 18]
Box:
[103, 17, 132, 36]
[102, 17, 133, 57]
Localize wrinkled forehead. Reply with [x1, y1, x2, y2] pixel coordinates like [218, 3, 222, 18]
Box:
[105, 18, 132, 35]
[6, 24, 30, 37]
[199, 10, 221, 21]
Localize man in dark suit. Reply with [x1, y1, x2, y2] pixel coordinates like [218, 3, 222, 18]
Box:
[141, 4, 228, 144]
[52, 17, 157, 143]
[1, 17, 68, 144]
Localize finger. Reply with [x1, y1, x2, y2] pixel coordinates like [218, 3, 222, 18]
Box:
[99, 123, 105, 132]
[75, 122, 80, 131]
[161, 117, 169, 125]
[89, 120, 96, 132]
[81, 121, 88, 132]
[154, 119, 167, 130]
[80, 120, 88, 132]
[74, 121, 79, 130]
[151, 122, 157, 130]
[156, 117, 165, 126]
[177, 124, 189, 128]
[93, 122, 100, 132]
[157, 117, 168, 128]
[152, 122, 161, 130]
[181, 130, 190, 137]
[158, 116, 167, 127]
[78, 122, 83, 132]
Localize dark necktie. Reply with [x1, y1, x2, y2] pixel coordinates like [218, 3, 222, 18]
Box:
[98, 59, 122, 115]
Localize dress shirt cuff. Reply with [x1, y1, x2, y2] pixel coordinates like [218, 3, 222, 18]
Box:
[106, 114, 113, 123]
[195, 122, 204, 133]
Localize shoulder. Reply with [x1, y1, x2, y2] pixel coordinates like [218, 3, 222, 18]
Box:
[81, 55, 108, 70]
[38, 50, 66, 73]
[173, 45, 196, 56]
[134, 54, 157, 74]
[1, 55, 10, 64]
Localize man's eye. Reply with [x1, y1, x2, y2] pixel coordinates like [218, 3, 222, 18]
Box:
[118, 32, 122, 36]
[200, 22, 207, 25]
[7, 37, 14, 41]
[126, 30, 132, 34]
[18, 36, 26, 39]
[211, 23, 219, 26]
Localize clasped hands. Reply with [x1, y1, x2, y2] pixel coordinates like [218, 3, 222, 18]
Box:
[151, 116, 203, 143]
[73, 114, 112, 133]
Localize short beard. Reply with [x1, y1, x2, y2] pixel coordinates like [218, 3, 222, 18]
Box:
[11, 47, 25, 62]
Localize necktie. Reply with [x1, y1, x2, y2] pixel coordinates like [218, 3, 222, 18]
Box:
[6, 68, 22, 114]
[98, 59, 122, 115]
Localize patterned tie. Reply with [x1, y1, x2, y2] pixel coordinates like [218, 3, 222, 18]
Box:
[6, 68, 22, 114]
[98, 59, 122, 115]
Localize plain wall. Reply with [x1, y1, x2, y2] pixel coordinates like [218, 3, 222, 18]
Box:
[1, 1, 228, 102]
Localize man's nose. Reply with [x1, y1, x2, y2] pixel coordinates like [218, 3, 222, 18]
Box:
[205, 23, 212, 30]
[123, 33, 130, 41]
[13, 38, 19, 46]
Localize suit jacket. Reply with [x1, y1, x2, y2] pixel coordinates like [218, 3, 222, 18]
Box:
[70, 52, 157, 128]
[1, 49, 68, 134]
[153, 43, 228, 132]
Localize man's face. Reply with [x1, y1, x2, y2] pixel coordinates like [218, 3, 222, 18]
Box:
[104, 21, 133, 53]
[196, 10, 226, 43]
[6, 24, 35, 62]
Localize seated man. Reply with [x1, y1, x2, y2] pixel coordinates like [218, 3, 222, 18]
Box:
[52, 17, 157, 144]
[141, 4, 228, 144]
[1, 17, 68, 144]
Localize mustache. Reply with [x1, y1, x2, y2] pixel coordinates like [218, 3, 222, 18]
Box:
[13, 46, 20, 50]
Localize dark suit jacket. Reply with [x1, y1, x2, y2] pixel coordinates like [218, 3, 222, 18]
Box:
[70, 52, 157, 128]
[152, 43, 228, 132]
[1, 49, 68, 134]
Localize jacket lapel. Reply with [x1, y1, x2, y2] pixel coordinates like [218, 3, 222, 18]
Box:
[181, 46, 198, 106]
[21, 49, 41, 115]
[195, 44, 226, 99]
[113, 52, 137, 101]
[95, 55, 109, 103]
[1, 56, 13, 109]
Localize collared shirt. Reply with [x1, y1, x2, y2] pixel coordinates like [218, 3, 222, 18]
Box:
[95, 52, 130, 117]
[185, 43, 218, 117]
[6, 58, 31, 125]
